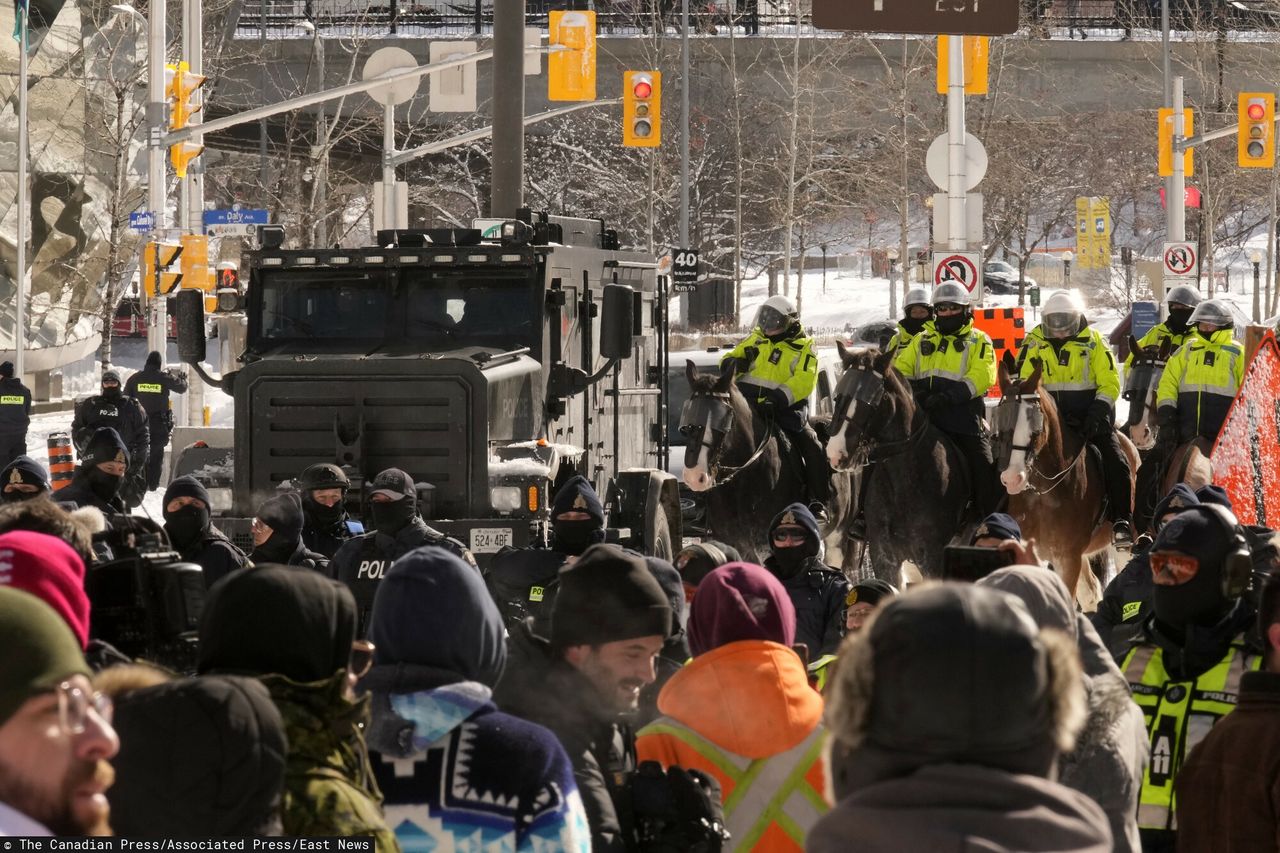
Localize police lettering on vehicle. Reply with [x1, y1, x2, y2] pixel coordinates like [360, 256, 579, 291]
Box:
[356, 560, 388, 579]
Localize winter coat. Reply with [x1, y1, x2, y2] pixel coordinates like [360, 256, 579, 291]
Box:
[493, 620, 637, 853]
[484, 545, 570, 634]
[1092, 550, 1153, 661]
[124, 365, 188, 427]
[301, 514, 361, 562]
[331, 517, 475, 636]
[763, 555, 849, 659]
[250, 539, 329, 574]
[56, 469, 126, 515]
[0, 376, 32, 434]
[72, 393, 149, 461]
[635, 639, 827, 851]
[176, 525, 250, 589]
[259, 671, 400, 853]
[363, 665, 591, 852]
[806, 759, 1112, 853]
[1176, 669, 1280, 852]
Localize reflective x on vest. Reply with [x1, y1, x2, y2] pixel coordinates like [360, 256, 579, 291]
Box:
[1122, 639, 1260, 831]
[639, 719, 826, 850]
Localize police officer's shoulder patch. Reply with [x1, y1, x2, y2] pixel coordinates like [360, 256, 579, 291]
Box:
[845, 587, 858, 606]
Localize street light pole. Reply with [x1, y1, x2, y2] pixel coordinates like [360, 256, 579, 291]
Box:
[1062, 250, 1074, 287]
[145, 0, 168, 358]
[1251, 250, 1262, 322]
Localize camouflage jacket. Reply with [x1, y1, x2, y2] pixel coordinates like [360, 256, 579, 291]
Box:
[260, 672, 401, 853]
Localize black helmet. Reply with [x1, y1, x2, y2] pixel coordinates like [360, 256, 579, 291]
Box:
[296, 463, 350, 491]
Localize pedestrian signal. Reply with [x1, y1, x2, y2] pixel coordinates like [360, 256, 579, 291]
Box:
[1238, 93, 1276, 169]
[623, 70, 661, 148]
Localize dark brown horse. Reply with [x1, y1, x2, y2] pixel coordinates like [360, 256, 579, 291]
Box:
[825, 343, 973, 583]
[992, 357, 1139, 607]
[680, 359, 856, 569]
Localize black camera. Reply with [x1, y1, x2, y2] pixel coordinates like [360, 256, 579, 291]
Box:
[85, 516, 206, 674]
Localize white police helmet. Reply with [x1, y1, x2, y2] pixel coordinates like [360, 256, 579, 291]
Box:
[1042, 290, 1086, 339]
[904, 287, 931, 310]
[931, 282, 971, 307]
[756, 295, 798, 336]
[1165, 284, 1204, 309]
[1187, 299, 1233, 328]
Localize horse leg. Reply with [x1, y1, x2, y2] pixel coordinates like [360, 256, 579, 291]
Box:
[1075, 554, 1103, 612]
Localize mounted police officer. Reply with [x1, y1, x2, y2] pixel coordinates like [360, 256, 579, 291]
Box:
[329, 467, 476, 636]
[885, 287, 933, 358]
[1124, 284, 1201, 369]
[124, 350, 189, 492]
[0, 361, 32, 469]
[1018, 289, 1133, 544]
[721, 294, 831, 523]
[1155, 298, 1243, 450]
[295, 463, 363, 560]
[484, 475, 604, 633]
[71, 370, 149, 509]
[763, 502, 850, 659]
[892, 281, 999, 518]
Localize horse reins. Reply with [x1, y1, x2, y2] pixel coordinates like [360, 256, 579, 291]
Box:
[1007, 392, 1089, 496]
[706, 418, 776, 490]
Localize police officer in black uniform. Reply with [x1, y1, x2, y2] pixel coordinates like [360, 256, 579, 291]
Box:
[295, 463, 364, 560]
[0, 361, 32, 469]
[762, 502, 851, 659]
[162, 475, 249, 589]
[330, 467, 476, 636]
[58, 427, 130, 515]
[125, 351, 189, 492]
[485, 475, 606, 633]
[72, 370, 149, 509]
[248, 491, 328, 572]
[0, 455, 48, 503]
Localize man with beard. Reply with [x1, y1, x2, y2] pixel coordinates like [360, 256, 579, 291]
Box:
[485, 475, 606, 632]
[248, 493, 327, 573]
[763, 502, 850, 660]
[0, 456, 49, 503]
[161, 476, 249, 588]
[57, 428, 130, 515]
[0, 587, 119, 835]
[330, 467, 476, 636]
[71, 372, 148, 510]
[295, 464, 362, 560]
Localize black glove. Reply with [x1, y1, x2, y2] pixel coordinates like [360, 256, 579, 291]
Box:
[1156, 409, 1179, 449]
[742, 345, 760, 365]
[922, 393, 949, 415]
[634, 762, 728, 853]
[1083, 401, 1112, 439]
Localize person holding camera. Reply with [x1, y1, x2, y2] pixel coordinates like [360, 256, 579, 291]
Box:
[124, 351, 188, 493]
[162, 476, 248, 588]
[58, 427, 131, 515]
[495, 544, 726, 852]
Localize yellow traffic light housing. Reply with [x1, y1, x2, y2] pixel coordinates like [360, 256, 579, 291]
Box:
[548, 11, 596, 102]
[169, 142, 204, 178]
[1157, 107, 1194, 177]
[141, 241, 183, 298]
[165, 60, 206, 131]
[623, 70, 661, 148]
[1238, 92, 1276, 169]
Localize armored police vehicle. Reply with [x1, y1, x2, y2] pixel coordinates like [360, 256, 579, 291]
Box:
[173, 212, 681, 563]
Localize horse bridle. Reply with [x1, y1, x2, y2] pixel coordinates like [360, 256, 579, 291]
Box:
[679, 391, 774, 488]
[830, 367, 927, 463]
[994, 389, 1084, 495]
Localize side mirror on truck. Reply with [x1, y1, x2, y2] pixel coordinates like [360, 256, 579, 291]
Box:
[600, 283, 635, 360]
[174, 289, 207, 364]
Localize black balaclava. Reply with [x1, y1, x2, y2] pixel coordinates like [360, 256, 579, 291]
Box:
[252, 493, 305, 562]
[549, 475, 606, 556]
[934, 310, 967, 336]
[165, 504, 210, 551]
[101, 370, 123, 401]
[1151, 507, 1235, 633]
[1166, 306, 1194, 335]
[767, 502, 821, 580]
[303, 491, 345, 528]
[371, 497, 416, 537]
[900, 316, 929, 336]
[87, 467, 123, 503]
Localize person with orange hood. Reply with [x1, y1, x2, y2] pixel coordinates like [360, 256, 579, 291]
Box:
[635, 561, 827, 851]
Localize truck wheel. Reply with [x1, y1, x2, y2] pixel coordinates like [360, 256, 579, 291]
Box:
[647, 504, 674, 560]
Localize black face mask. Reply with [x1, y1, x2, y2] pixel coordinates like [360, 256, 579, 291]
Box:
[1153, 566, 1229, 632]
[86, 467, 122, 503]
[935, 313, 966, 335]
[1166, 307, 1193, 334]
[102, 386, 121, 400]
[1, 488, 40, 504]
[371, 498, 416, 536]
[252, 531, 298, 563]
[900, 316, 929, 335]
[303, 494, 345, 527]
[769, 545, 810, 580]
[165, 504, 210, 549]
[552, 519, 603, 556]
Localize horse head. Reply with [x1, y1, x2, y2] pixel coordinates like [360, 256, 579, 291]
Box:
[994, 352, 1049, 496]
[1121, 335, 1173, 452]
[680, 358, 753, 491]
[826, 340, 910, 470]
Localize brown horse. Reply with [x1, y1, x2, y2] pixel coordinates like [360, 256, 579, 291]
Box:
[992, 358, 1140, 608]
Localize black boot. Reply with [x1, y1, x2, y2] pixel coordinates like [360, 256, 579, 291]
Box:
[849, 512, 867, 541]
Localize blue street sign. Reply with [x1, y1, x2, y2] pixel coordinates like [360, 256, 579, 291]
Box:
[1131, 301, 1160, 340]
[203, 208, 269, 227]
[128, 211, 154, 233]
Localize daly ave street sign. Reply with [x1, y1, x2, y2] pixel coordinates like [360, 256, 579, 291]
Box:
[814, 0, 1019, 36]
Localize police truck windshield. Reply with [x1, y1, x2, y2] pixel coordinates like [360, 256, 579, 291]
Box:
[257, 266, 538, 351]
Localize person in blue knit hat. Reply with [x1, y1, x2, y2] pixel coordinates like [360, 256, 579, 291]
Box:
[763, 502, 850, 659]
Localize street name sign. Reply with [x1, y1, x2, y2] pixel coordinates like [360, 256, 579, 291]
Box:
[204, 208, 269, 238]
[128, 211, 154, 233]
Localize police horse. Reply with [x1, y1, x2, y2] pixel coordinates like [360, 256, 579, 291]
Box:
[680, 359, 856, 570]
[824, 343, 974, 583]
[992, 355, 1140, 608]
[1124, 336, 1213, 533]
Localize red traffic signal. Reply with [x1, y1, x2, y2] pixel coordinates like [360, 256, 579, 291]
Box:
[1248, 101, 1267, 121]
[632, 79, 652, 99]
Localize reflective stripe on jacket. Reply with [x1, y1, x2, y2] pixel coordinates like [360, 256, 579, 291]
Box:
[892, 319, 995, 398]
[1121, 638, 1261, 832]
[1017, 325, 1121, 421]
[1155, 329, 1244, 439]
[722, 328, 817, 407]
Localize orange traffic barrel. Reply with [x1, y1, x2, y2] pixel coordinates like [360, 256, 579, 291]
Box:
[47, 431, 74, 491]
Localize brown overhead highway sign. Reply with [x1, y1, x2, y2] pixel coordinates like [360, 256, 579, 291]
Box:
[813, 0, 1019, 36]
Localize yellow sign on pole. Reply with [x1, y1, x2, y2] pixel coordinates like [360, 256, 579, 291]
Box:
[548, 11, 596, 102]
[1075, 197, 1112, 270]
[936, 36, 989, 96]
[1158, 107, 1194, 177]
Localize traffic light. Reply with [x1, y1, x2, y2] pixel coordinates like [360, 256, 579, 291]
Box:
[935, 36, 989, 95]
[1157, 107, 1194, 177]
[141, 242, 183, 298]
[179, 234, 210, 291]
[1238, 92, 1276, 169]
[623, 70, 661, 148]
[166, 61, 206, 177]
[548, 11, 596, 101]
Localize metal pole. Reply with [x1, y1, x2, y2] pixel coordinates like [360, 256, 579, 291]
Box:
[490, 0, 524, 217]
[14, 7, 27, 379]
[147, 0, 168, 357]
[259, 0, 268, 191]
[183, 0, 205, 429]
[1171, 76, 1186, 246]
[1253, 260, 1261, 323]
[946, 35, 966, 252]
[679, 0, 690, 329]
[383, 102, 397, 230]
[314, 34, 327, 246]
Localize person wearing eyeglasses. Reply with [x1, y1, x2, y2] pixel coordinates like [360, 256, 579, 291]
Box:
[763, 503, 850, 660]
[1118, 504, 1264, 853]
[0, 586, 119, 835]
[248, 492, 328, 573]
[196, 565, 399, 852]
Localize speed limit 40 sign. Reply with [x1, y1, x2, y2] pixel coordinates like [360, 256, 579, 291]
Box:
[672, 248, 699, 292]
